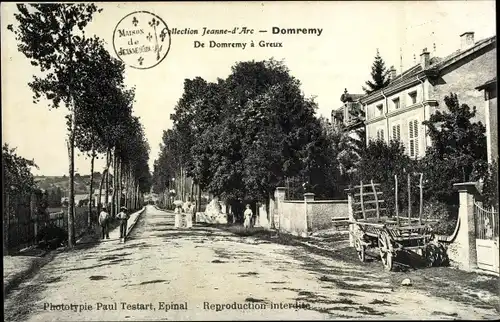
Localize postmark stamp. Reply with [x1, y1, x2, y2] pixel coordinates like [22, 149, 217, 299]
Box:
[112, 11, 171, 69]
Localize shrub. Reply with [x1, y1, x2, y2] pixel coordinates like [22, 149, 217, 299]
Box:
[36, 224, 68, 250]
[351, 139, 420, 216]
[422, 199, 458, 235]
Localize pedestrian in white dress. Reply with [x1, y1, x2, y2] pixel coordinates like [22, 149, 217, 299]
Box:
[243, 204, 253, 229]
[185, 203, 194, 228]
[174, 205, 182, 228]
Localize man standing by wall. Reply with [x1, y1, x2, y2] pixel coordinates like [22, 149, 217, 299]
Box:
[117, 206, 129, 243]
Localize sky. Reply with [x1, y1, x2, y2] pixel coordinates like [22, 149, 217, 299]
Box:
[1, 1, 496, 176]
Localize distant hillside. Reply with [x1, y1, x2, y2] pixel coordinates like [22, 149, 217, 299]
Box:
[34, 173, 109, 194]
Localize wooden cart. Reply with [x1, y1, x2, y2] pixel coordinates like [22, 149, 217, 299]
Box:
[348, 175, 436, 271]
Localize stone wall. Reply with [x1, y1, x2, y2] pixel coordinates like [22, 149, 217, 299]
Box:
[272, 188, 348, 236]
[308, 200, 348, 231]
[279, 201, 306, 236]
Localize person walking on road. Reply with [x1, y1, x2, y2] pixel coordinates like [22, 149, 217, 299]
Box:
[98, 206, 110, 239]
[117, 206, 130, 243]
[186, 202, 194, 228]
[243, 204, 253, 229]
[174, 204, 182, 229]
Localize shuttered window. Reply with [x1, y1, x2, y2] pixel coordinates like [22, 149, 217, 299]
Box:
[392, 124, 401, 142]
[376, 128, 385, 141]
[408, 119, 419, 158]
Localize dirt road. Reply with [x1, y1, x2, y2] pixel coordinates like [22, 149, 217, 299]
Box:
[4, 205, 499, 321]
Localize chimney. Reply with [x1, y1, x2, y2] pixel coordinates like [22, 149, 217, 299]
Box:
[420, 48, 430, 69]
[460, 32, 475, 50]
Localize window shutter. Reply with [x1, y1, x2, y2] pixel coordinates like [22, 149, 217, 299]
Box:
[413, 120, 419, 157]
[408, 120, 419, 157]
[392, 125, 401, 141]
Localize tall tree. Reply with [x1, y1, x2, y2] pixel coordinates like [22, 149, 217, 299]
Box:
[157, 59, 337, 225]
[362, 49, 391, 94]
[72, 36, 127, 225]
[9, 3, 102, 247]
[420, 93, 488, 204]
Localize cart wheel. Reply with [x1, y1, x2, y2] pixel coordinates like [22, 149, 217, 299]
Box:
[354, 237, 366, 262]
[378, 231, 394, 271]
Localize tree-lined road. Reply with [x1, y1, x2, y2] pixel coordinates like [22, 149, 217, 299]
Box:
[4, 206, 499, 321]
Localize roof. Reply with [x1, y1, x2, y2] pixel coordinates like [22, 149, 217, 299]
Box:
[341, 93, 364, 102]
[340, 88, 364, 103]
[360, 34, 496, 104]
[476, 77, 497, 91]
[429, 35, 495, 71]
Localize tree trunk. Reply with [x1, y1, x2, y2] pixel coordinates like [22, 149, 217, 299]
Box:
[117, 158, 122, 212]
[98, 168, 106, 213]
[111, 150, 117, 217]
[115, 155, 118, 214]
[105, 149, 110, 207]
[134, 177, 137, 209]
[4, 193, 10, 255]
[130, 171, 133, 209]
[88, 150, 95, 228]
[181, 167, 184, 201]
[190, 179, 194, 202]
[67, 128, 76, 247]
[269, 192, 275, 229]
[123, 165, 128, 210]
[136, 184, 140, 209]
[197, 184, 202, 212]
[127, 169, 131, 209]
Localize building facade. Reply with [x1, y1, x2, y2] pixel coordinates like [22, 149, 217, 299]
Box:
[359, 32, 496, 159]
[476, 78, 498, 164]
[332, 88, 365, 141]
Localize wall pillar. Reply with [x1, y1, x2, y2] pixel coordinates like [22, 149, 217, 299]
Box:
[346, 189, 354, 247]
[304, 193, 315, 237]
[452, 182, 479, 271]
[275, 187, 286, 232]
[268, 195, 275, 229]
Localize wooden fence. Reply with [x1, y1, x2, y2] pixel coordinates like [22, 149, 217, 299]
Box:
[6, 204, 97, 252]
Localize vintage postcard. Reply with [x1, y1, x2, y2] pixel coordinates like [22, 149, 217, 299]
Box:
[2, 1, 498, 321]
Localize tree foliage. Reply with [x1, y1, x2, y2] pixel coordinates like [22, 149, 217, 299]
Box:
[362, 49, 391, 94]
[9, 4, 151, 239]
[350, 93, 491, 230]
[155, 59, 335, 203]
[421, 93, 488, 205]
[352, 139, 418, 214]
[2, 144, 38, 199]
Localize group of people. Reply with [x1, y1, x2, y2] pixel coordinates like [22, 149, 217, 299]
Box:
[174, 201, 195, 229]
[98, 206, 130, 243]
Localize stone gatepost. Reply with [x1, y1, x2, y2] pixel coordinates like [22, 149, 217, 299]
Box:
[275, 187, 286, 231]
[346, 188, 354, 247]
[304, 193, 315, 237]
[452, 182, 479, 271]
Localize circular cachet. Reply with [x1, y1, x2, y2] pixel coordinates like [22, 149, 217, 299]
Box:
[113, 11, 171, 70]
